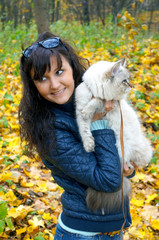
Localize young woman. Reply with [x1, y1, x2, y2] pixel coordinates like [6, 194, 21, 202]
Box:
[19, 32, 136, 240]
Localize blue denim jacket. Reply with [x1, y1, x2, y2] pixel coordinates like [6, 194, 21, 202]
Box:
[42, 101, 132, 233]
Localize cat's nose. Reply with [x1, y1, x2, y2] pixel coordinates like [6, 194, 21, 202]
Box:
[128, 82, 134, 88]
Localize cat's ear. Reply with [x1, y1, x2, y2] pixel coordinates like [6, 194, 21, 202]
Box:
[120, 58, 127, 68]
[111, 61, 121, 76]
[111, 58, 127, 77]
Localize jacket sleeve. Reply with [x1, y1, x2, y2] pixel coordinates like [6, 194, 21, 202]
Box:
[42, 118, 121, 193]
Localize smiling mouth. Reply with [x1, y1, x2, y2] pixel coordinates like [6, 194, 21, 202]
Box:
[51, 88, 66, 96]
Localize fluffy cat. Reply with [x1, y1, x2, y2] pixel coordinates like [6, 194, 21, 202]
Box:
[75, 59, 153, 213]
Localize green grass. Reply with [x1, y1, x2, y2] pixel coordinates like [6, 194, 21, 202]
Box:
[0, 18, 157, 62]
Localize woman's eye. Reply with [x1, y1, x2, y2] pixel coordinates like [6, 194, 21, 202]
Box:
[42, 76, 48, 81]
[56, 69, 63, 75]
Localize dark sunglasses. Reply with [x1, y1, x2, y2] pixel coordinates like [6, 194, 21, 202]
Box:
[23, 37, 62, 58]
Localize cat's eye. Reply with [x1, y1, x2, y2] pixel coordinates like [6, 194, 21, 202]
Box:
[122, 79, 127, 84]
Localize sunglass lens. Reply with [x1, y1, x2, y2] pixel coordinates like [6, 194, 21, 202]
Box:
[23, 44, 38, 58]
[23, 37, 61, 58]
[40, 37, 60, 48]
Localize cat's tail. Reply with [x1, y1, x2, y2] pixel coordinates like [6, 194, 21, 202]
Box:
[86, 177, 131, 214]
[130, 135, 153, 168]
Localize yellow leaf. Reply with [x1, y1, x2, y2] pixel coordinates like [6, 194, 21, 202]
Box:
[52, 215, 58, 224]
[8, 205, 34, 219]
[0, 172, 12, 181]
[16, 227, 27, 235]
[8, 137, 21, 148]
[43, 229, 54, 240]
[142, 24, 148, 30]
[4, 190, 21, 206]
[131, 198, 144, 207]
[20, 155, 30, 162]
[146, 193, 158, 204]
[135, 85, 146, 92]
[23, 168, 32, 177]
[137, 172, 145, 180]
[125, 22, 131, 30]
[8, 208, 21, 218]
[20, 179, 35, 187]
[27, 226, 34, 233]
[34, 180, 48, 192]
[128, 227, 144, 239]
[151, 219, 159, 230]
[28, 216, 45, 229]
[42, 212, 52, 221]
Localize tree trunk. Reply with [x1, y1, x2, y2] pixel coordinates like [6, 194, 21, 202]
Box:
[33, 0, 50, 34]
[55, 0, 60, 21]
[83, 0, 90, 25]
[5, 0, 12, 22]
[50, 0, 55, 22]
[0, 0, 6, 30]
[13, 0, 18, 28]
[24, 0, 33, 28]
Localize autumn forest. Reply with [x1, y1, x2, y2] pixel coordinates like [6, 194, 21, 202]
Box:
[0, 0, 159, 239]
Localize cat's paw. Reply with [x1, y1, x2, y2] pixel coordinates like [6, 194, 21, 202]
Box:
[83, 137, 95, 152]
[81, 109, 93, 120]
[125, 160, 134, 169]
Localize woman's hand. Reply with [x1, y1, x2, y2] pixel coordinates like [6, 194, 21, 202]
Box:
[123, 162, 138, 177]
[92, 100, 114, 121]
[105, 100, 114, 112]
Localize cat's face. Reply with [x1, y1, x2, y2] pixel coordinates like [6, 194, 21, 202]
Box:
[83, 59, 132, 100]
[108, 62, 132, 100]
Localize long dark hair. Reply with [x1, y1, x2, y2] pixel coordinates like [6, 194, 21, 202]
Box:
[19, 32, 87, 158]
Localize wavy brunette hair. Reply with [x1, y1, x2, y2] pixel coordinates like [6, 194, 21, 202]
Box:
[19, 32, 87, 158]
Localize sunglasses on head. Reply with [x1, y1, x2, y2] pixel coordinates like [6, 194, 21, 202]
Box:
[23, 37, 63, 58]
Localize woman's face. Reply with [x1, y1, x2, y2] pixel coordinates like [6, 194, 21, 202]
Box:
[33, 55, 75, 104]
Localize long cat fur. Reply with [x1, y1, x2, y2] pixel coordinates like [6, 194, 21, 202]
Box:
[75, 59, 153, 213]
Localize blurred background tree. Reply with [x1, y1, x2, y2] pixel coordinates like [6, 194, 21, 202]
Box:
[33, 0, 50, 33]
[0, 0, 159, 33]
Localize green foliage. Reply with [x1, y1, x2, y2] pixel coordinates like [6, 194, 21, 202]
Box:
[0, 116, 8, 128]
[0, 18, 154, 63]
[50, 19, 126, 51]
[0, 202, 7, 220]
[34, 232, 45, 240]
[0, 22, 37, 61]
[5, 217, 14, 230]
[0, 202, 14, 233]
[135, 90, 145, 100]
[151, 156, 157, 165]
[0, 220, 5, 233]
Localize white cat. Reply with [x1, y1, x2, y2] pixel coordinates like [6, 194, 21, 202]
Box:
[75, 59, 153, 213]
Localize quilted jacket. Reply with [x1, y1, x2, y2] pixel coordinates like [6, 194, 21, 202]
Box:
[42, 101, 132, 232]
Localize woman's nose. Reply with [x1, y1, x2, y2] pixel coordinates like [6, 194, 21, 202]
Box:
[50, 77, 60, 89]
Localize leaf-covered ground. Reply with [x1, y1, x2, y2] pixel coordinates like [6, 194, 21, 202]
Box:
[0, 15, 159, 240]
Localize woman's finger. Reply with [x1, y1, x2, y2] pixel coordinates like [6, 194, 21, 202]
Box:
[105, 100, 114, 112]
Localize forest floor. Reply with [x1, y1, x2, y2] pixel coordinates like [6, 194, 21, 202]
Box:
[0, 17, 159, 240]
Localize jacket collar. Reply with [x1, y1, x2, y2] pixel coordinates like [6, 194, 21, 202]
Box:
[52, 100, 76, 118]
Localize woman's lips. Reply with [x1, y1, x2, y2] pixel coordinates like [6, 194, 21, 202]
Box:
[51, 88, 66, 96]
